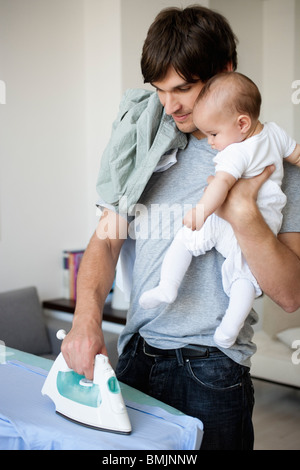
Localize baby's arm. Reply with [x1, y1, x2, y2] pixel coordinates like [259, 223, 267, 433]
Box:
[183, 171, 237, 230]
[285, 143, 300, 167]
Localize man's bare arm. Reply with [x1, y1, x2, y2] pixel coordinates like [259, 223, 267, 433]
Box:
[61, 209, 128, 379]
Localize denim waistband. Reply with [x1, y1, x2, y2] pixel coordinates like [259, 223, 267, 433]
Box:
[134, 334, 220, 359]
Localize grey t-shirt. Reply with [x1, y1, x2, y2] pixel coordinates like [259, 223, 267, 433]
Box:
[118, 135, 300, 367]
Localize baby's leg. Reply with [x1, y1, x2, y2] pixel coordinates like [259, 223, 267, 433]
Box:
[214, 278, 256, 348]
[139, 239, 192, 309]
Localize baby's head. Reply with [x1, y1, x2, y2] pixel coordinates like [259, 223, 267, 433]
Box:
[193, 72, 261, 151]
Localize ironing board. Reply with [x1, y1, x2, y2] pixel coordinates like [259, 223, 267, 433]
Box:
[0, 347, 203, 450]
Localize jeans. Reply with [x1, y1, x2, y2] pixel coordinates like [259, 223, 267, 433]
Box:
[116, 334, 255, 450]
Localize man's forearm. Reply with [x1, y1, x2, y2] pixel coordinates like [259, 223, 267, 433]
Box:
[74, 233, 117, 321]
[232, 204, 300, 312]
[74, 210, 127, 324]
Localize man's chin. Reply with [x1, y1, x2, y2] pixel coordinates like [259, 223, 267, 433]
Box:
[174, 120, 197, 134]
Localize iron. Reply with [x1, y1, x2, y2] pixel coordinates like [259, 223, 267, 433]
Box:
[41, 330, 131, 434]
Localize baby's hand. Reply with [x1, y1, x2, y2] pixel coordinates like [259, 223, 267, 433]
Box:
[183, 207, 204, 231]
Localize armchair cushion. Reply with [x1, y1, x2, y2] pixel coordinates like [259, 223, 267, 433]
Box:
[276, 327, 300, 349]
[251, 298, 300, 388]
[0, 287, 51, 355]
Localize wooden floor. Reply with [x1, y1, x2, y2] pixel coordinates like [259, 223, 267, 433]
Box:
[252, 379, 300, 450]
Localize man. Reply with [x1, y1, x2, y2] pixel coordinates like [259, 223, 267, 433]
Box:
[62, 6, 300, 449]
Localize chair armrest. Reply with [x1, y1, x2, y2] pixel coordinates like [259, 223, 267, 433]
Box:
[44, 316, 71, 357]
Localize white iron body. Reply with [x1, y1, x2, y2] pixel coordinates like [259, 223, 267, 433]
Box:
[42, 349, 131, 435]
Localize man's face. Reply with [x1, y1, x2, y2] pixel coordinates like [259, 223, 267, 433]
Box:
[152, 67, 205, 138]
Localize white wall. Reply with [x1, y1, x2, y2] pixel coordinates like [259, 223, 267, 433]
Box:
[0, 0, 299, 303]
[262, 0, 298, 138]
[83, 0, 122, 235]
[0, 0, 88, 298]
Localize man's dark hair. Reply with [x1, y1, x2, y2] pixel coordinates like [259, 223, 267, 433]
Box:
[141, 5, 238, 84]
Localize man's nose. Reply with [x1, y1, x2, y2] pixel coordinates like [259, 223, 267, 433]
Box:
[163, 93, 181, 115]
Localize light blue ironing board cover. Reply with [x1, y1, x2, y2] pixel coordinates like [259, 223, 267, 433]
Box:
[0, 349, 203, 450]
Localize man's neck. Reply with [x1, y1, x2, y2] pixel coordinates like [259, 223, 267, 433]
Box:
[192, 129, 206, 140]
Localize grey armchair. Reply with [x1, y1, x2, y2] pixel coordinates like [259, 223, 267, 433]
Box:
[251, 298, 300, 388]
[0, 286, 69, 359]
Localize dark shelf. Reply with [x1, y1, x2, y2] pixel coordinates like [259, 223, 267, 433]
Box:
[42, 298, 127, 325]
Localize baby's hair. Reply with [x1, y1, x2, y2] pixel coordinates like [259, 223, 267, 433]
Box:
[195, 72, 261, 121]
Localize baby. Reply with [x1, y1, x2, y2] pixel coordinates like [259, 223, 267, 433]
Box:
[139, 72, 300, 349]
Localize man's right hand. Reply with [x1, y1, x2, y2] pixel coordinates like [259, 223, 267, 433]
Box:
[61, 316, 108, 381]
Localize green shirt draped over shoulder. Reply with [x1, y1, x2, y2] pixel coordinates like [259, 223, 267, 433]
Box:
[96, 89, 188, 214]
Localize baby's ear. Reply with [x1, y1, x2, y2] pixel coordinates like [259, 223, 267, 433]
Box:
[238, 114, 251, 134]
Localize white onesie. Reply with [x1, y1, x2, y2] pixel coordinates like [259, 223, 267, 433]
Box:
[176, 121, 296, 296]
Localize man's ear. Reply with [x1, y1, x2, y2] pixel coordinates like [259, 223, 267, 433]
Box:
[238, 114, 251, 134]
[224, 61, 233, 72]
